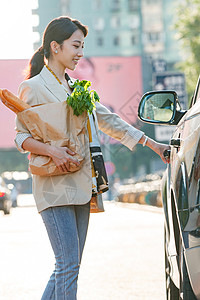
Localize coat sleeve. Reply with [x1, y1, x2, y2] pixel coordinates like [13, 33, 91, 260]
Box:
[95, 102, 144, 151]
[15, 80, 39, 152]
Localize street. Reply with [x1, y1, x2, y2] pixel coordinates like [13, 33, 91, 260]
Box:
[0, 195, 166, 300]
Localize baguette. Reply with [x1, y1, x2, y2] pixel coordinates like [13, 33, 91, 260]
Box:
[0, 89, 19, 113]
[1, 89, 30, 113]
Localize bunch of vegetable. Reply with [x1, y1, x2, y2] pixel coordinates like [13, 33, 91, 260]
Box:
[67, 79, 100, 116]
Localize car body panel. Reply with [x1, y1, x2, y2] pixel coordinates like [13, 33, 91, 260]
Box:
[168, 99, 200, 298]
[162, 167, 180, 287]
[138, 77, 200, 299]
[185, 247, 200, 298]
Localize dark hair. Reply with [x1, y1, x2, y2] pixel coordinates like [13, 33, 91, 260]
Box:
[26, 16, 88, 79]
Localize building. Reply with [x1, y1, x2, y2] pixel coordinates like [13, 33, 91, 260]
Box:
[32, 0, 183, 93]
[32, 0, 182, 69]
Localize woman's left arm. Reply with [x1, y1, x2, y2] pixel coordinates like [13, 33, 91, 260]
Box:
[95, 102, 170, 163]
[95, 102, 144, 149]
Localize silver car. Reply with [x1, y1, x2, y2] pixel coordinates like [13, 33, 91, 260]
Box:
[138, 77, 200, 300]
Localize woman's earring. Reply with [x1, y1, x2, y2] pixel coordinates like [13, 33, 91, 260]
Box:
[55, 50, 58, 54]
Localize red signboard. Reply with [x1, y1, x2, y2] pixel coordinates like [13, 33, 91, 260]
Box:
[0, 59, 28, 148]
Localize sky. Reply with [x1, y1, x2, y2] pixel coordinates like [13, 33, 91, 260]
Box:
[0, 0, 37, 59]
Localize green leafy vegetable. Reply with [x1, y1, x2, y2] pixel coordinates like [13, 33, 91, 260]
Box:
[66, 79, 100, 116]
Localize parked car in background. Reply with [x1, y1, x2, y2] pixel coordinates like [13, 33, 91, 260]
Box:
[138, 77, 200, 300]
[7, 184, 18, 207]
[0, 176, 12, 215]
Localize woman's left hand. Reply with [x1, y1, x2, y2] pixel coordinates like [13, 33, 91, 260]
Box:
[153, 142, 170, 164]
[139, 135, 170, 164]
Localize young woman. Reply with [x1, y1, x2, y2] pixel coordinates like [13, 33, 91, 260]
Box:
[15, 16, 170, 300]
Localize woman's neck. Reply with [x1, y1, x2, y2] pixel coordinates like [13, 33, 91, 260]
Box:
[47, 61, 66, 83]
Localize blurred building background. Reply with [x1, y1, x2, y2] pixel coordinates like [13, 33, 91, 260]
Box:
[0, 0, 188, 192]
[32, 0, 183, 91]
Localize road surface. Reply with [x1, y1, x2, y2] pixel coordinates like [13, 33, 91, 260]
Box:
[0, 195, 166, 300]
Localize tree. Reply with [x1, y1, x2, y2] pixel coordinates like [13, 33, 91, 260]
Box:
[174, 0, 200, 100]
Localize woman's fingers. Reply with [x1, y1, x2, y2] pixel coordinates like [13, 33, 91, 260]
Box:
[60, 162, 70, 172]
[161, 147, 170, 164]
[64, 147, 76, 156]
[55, 156, 80, 172]
[163, 149, 170, 164]
[50, 146, 80, 172]
[67, 155, 80, 166]
[56, 161, 69, 173]
[155, 143, 170, 164]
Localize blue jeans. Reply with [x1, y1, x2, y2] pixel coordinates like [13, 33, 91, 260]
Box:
[40, 202, 90, 300]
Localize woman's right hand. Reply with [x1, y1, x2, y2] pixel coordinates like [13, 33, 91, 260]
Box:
[48, 145, 80, 173]
[21, 138, 80, 173]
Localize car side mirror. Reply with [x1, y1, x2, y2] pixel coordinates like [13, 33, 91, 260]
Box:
[138, 90, 186, 125]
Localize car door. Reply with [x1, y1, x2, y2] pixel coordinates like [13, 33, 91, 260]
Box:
[138, 83, 200, 299]
[169, 76, 200, 298]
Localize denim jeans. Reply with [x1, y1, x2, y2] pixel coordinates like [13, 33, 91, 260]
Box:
[40, 202, 90, 300]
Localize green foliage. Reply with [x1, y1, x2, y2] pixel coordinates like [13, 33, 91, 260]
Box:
[174, 0, 200, 99]
[66, 79, 100, 116]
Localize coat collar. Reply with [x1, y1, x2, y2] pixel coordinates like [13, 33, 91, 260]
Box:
[39, 66, 70, 102]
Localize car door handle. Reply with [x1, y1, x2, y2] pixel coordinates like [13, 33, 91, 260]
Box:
[170, 138, 181, 147]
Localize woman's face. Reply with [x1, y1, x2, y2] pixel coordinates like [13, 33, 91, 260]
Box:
[56, 29, 85, 70]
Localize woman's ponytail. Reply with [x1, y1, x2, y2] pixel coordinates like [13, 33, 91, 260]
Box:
[26, 47, 45, 79]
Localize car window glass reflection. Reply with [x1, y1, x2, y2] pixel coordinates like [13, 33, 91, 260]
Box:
[142, 94, 174, 122]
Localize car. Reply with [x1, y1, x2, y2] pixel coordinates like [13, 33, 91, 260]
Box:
[138, 78, 200, 300]
[0, 176, 12, 215]
[7, 184, 18, 207]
